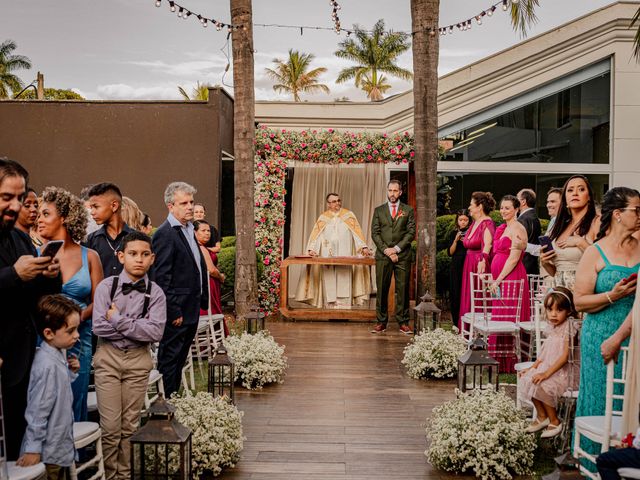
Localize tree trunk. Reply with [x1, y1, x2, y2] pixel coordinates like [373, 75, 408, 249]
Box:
[411, 0, 440, 299]
[230, 0, 258, 318]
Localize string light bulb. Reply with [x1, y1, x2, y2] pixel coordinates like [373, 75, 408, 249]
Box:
[169, 1, 175, 12]
[155, 0, 161, 7]
[502, 0, 509, 11]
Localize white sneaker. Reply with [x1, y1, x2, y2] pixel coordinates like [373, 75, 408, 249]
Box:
[525, 418, 550, 433]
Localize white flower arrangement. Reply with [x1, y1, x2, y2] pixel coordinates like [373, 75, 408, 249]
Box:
[401, 327, 467, 379]
[224, 330, 288, 390]
[426, 389, 536, 480]
[170, 392, 244, 477]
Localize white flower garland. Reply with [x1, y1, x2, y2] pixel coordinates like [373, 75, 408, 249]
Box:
[401, 328, 467, 379]
[169, 392, 244, 477]
[225, 331, 288, 390]
[426, 389, 536, 479]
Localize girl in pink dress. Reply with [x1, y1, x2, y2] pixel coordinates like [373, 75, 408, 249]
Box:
[490, 195, 531, 372]
[518, 286, 577, 439]
[459, 192, 496, 325]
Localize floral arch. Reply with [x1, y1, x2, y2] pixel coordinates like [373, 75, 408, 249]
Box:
[253, 126, 415, 314]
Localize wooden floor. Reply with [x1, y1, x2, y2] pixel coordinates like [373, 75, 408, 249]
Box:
[217, 320, 460, 480]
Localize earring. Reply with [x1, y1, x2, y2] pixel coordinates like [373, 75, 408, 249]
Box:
[617, 217, 621, 223]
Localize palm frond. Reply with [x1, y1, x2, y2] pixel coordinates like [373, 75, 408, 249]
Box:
[510, 0, 540, 38]
[178, 86, 190, 100]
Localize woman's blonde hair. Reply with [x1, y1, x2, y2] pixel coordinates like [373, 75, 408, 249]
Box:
[121, 196, 144, 231]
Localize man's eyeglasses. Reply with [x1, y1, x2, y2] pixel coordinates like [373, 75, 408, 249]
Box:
[328, 199, 342, 204]
[621, 206, 640, 216]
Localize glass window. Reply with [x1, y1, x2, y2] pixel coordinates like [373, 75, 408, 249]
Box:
[441, 72, 610, 164]
[441, 173, 609, 219]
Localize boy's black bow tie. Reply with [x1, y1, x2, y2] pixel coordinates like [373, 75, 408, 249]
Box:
[122, 280, 146, 295]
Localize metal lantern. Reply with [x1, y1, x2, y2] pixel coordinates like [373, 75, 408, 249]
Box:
[457, 337, 500, 393]
[208, 344, 235, 403]
[130, 395, 192, 480]
[244, 310, 265, 334]
[413, 291, 442, 334]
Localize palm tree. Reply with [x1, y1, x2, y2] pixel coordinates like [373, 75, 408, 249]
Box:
[0, 40, 32, 98]
[633, 6, 640, 61]
[178, 81, 216, 100]
[410, 0, 540, 298]
[264, 50, 330, 102]
[334, 19, 412, 101]
[230, 0, 258, 319]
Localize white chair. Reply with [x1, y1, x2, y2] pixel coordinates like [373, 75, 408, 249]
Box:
[180, 352, 196, 394]
[144, 369, 165, 411]
[519, 274, 545, 360]
[471, 277, 524, 367]
[87, 391, 98, 413]
[70, 421, 105, 480]
[7, 461, 46, 480]
[460, 272, 493, 342]
[619, 468, 640, 479]
[573, 346, 629, 479]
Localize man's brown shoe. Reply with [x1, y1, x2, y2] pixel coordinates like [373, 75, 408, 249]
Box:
[371, 323, 386, 333]
[399, 325, 413, 335]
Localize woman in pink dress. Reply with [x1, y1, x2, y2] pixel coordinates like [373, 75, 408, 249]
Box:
[459, 191, 497, 324]
[489, 195, 531, 372]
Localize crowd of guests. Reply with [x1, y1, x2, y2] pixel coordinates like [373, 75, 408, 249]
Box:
[0, 158, 224, 479]
[447, 176, 640, 474]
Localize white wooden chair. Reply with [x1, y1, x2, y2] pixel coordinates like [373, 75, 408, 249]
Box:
[519, 274, 545, 360]
[619, 468, 640, 479]
[70, 422, 105, 480]
[460, 272, 493, 342]
[471, 277, 524, 366]
[573, 346, 629, 479]
[6, 462, 46, 480]
[180, 352, 196, 394]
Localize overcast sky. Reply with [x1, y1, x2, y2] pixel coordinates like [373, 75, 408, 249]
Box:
[2, 0, 621, 101]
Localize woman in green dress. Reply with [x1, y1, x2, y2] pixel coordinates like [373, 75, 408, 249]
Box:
[573, 186, 640, 470]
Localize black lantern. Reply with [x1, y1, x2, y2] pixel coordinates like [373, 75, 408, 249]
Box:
[130, 395, 192, 479]
[457, 337, 500, 393]
[245, 305, 265, 334]
[413, 291, 442, 334]
[208, 344, 235, 403]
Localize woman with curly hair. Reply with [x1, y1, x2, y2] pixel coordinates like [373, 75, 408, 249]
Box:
[38, 186, 103, 421]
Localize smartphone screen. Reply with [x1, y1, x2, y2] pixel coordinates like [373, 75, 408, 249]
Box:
[538, 235, 554, 252]
[40, 240, 64, 258]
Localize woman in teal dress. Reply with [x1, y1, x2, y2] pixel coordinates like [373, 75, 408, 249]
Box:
[573, 187, 640, 470]
[38, 187, 103, 421]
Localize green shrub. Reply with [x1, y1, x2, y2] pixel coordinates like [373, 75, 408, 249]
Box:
[436, 249, 451, 295]
[436, 215, 456, 252]
[540, 218, 549, 232]
[218, 245, 265, 298]
[220, 236, 236, 248]
[489, 211, 504, 226]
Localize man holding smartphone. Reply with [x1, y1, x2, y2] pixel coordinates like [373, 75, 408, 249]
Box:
[0, 158, 61, 460]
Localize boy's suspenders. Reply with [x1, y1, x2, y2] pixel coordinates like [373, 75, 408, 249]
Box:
[109, 277, 153, 318]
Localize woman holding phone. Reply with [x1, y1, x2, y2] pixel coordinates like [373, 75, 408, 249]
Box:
[573, 186, 640, 470]
[540, 175, 600, 291]
[38, 186, 103, 421]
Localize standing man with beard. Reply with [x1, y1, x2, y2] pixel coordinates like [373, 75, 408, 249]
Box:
[0, 159, 61, 460]
[370, 180, 415, 335]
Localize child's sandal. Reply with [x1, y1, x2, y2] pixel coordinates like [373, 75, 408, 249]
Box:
[525, 418, 550, 433]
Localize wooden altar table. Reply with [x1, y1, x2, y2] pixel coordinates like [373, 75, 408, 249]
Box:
[279, 256, 394, 321]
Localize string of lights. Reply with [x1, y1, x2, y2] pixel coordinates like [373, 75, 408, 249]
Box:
[153, 0, 520, 37]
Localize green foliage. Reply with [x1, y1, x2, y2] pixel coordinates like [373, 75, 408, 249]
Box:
[436, 215, 456, 252]
[220, 236, 236, 248]
[0, 39, 32, 98]
[489, 211, 504, 226]
[218, 242, 264, 298]
[264, 49, 330, 102]
[19, 87, 84, 100]
[436, 249, 451, 295]
[540, 218, 549, 232]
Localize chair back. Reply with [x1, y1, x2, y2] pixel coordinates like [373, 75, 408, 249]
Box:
[463, 272, 492, 341]
[602, 346, 629, 452]
[527, 274, 544, 321]
[480, 277, 524, 325]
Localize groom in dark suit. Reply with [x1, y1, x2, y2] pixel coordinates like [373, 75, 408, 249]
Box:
[517, 188, 541, 275]
[370, 179, 415, 335]
[153, 181, 208, 396]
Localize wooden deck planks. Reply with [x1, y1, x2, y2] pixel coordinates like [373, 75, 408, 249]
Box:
[217, 321, 458, 479]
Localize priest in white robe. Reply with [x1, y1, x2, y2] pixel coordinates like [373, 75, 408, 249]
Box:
[295, 193, 372, 308]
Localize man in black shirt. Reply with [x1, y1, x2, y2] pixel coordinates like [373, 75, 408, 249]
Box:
[85, 183, 134, 277]
[517, 188, 542, 276]
[0, 158, 61, 459]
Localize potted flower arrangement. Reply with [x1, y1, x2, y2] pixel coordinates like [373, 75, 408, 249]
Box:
[425, 389, 536, 479]
[401, 327, 466, 379]
[169, 392, 244, 477]
[224, 330, 288, 389]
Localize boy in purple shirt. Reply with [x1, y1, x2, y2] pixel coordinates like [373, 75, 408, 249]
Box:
[17, 295, 81, 480]
[92, 231, 166, 480]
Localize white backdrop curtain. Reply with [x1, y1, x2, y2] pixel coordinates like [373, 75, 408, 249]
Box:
[287, 161, 387, 297]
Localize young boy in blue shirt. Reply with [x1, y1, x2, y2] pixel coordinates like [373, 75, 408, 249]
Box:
[17, 295, 81, 480]
[92, 231, 166, 480]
